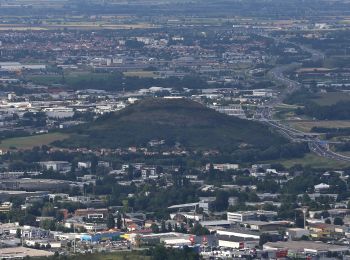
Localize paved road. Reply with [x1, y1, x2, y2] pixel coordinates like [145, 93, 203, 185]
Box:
[256, 106, 350, 162]
[256, 34, 350, 163]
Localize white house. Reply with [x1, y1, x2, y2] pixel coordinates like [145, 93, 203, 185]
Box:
[314, 183, 330, 193]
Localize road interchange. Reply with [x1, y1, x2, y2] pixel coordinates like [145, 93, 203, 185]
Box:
[255, 35, 350, 163]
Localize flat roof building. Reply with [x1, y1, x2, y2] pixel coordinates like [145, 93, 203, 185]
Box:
[0, 247, 54, 258]
[264, 241, 349, 258]
[227, 210, 277, 223]
[0, 179, 71, 192]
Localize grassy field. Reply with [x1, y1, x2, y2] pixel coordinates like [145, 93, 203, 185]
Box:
[0, 133, 69, 150]
[47, 23, 156, 29]
[274, 107, 296, 120]
[0, 23, 156, 31]
[272, 153, 350, 169]
[0, 26, 48, 31]
[27, 75, 64, 85]
[288, 120, 350, 132]
[275, 103, 301, 109]
[123, 71, 159, 78]
[28, 72, 111, 86]
[65, 72, 111, 82]
[273, 106, 310, 121]
[311, 92, 350, 106]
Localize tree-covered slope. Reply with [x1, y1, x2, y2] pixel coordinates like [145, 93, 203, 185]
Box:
[58, 98, 286, 151]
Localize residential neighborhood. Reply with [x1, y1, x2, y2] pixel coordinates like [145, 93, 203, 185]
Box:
[0, 0, 350, 259]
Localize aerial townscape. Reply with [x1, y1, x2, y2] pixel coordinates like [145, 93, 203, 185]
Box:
[1, 0, 350, 259]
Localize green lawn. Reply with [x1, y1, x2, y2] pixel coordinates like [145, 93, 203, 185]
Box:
[289, 120, 350, 132]
[0, 133, 69, 150]
[273, 107, 296, 120]
[27, 72, 111, 86]
[270, 153, 350, 169]
[123, 71, 159, 78]
[28, 74, 64, 85]
[65, 72, 111, 81]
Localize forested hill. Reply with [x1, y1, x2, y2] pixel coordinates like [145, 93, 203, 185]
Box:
[57, 98, 287, 152]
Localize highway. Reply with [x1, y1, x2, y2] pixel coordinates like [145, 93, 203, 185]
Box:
[256, 34, 350, 163]
[256, 106, 350, 162]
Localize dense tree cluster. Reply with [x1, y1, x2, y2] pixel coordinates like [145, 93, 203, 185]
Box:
[299, 101, 350, 120]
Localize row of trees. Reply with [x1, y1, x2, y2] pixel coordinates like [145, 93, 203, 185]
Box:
[298, 101, 350, 120]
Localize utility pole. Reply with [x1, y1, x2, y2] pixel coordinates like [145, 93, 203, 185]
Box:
[302, 207, 308, 229]
[73, 225, 76, 254]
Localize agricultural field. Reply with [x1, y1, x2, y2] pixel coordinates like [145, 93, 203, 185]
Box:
[0, 21, 156, 31]
[0, 133, 69, 150]
[288, 120, 350, 132]
[44, 23, 157, 30]
[0, 26, 48, 31]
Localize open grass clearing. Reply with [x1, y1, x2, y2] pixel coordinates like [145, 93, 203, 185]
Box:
[288, 120, 350, 132]
[269, 153, 350, 169]
[0, 132, 69, 150]
[27, 75, 64, 85]
[273, 107, 298, 121]
[27, 71, 111, 86]
[123, 71, 159, 78]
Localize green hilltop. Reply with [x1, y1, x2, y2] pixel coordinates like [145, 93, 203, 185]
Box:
[57, 98, 286, 151]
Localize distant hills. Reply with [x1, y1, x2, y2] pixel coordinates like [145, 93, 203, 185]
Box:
[56, 98, 286, 152]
